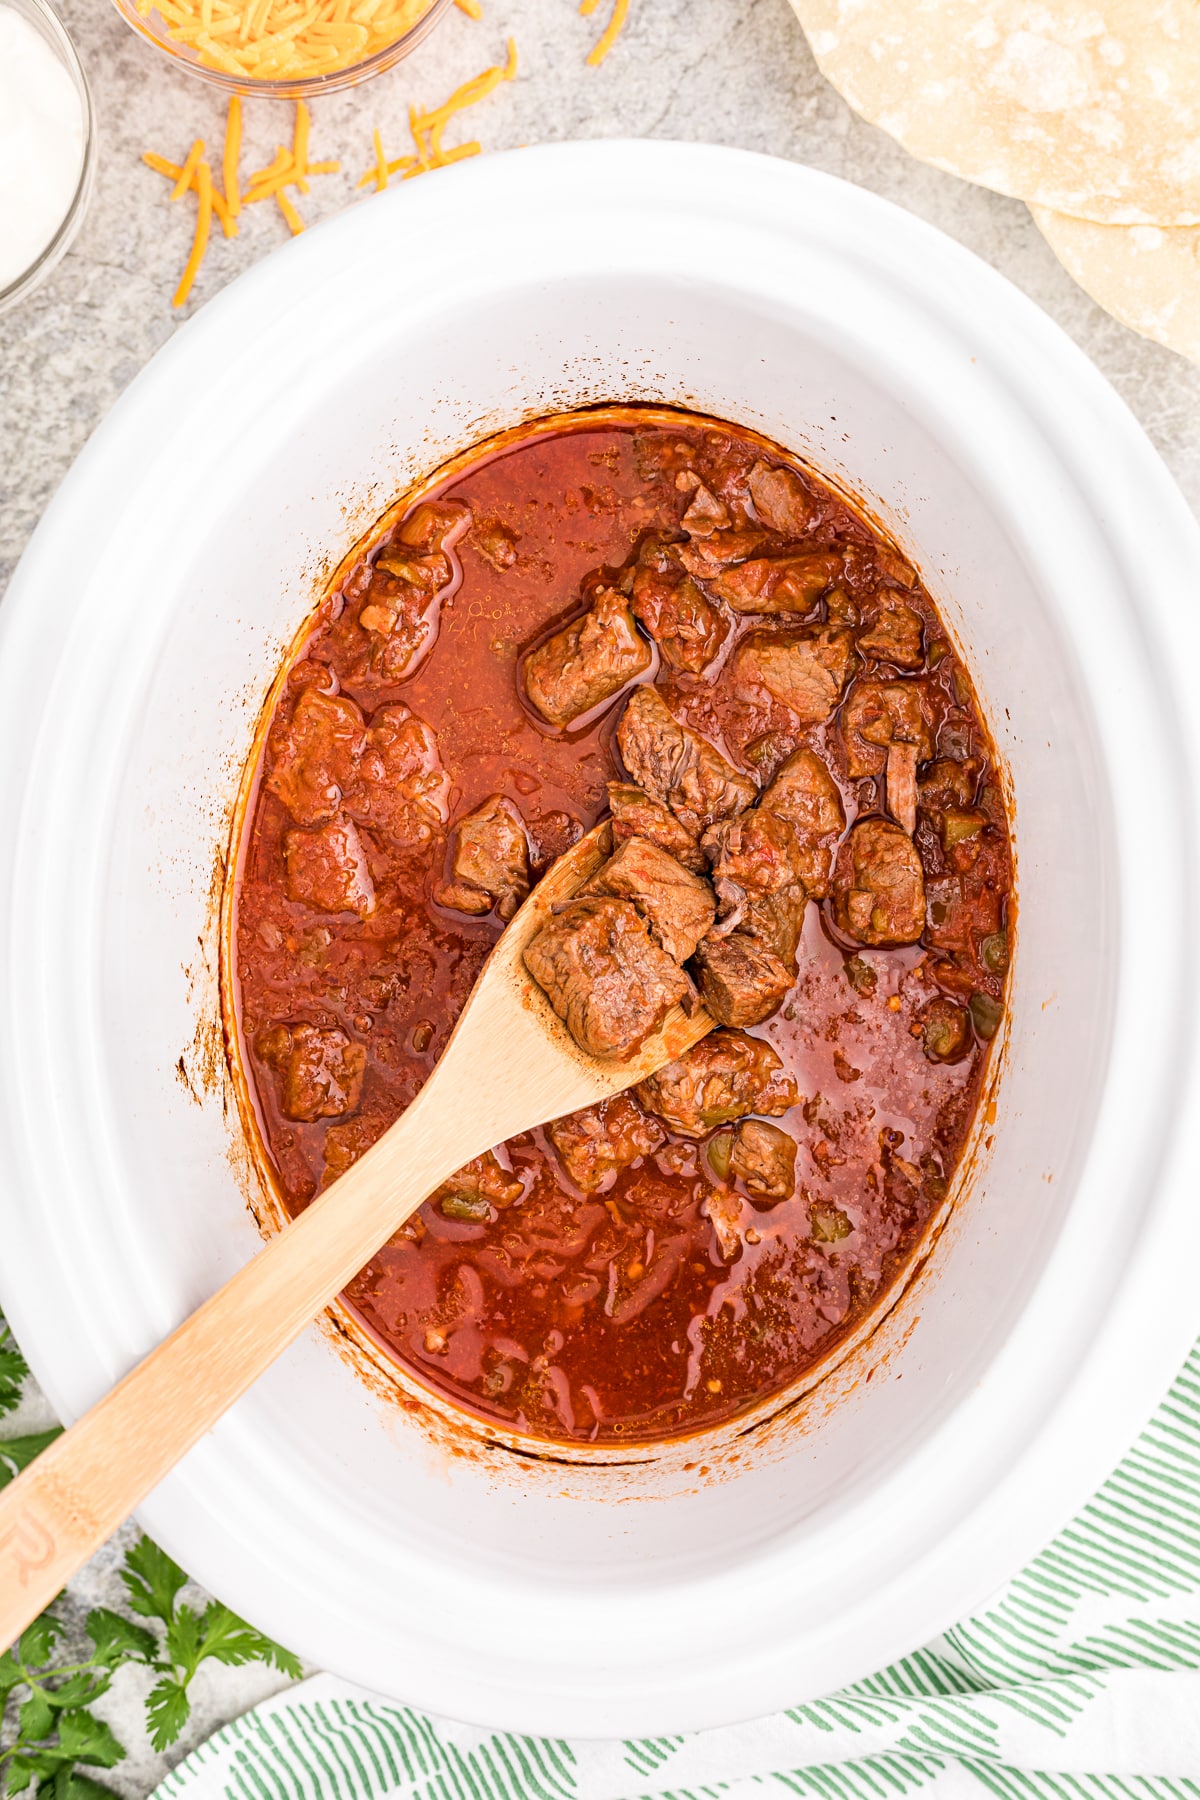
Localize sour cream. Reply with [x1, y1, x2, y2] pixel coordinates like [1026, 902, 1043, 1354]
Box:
[0, 4, 87, 292]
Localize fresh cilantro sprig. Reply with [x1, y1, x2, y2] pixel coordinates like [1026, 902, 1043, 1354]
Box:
[0, 1321, 63, 1493]
[121, 1539, 301, 1752]
[0, 1538, 302, 1795]
[0, 1318, 302, 1796]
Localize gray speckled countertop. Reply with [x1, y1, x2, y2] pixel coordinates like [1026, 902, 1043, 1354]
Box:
[3, 0, 1200, 1788]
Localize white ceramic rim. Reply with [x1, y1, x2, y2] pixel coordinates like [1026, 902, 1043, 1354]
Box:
[1, 142, 1199, 1734]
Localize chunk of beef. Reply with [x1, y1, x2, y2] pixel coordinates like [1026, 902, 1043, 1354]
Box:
[435, 794, 530, 921]
[630, 564, 729, 674]
[617, 686, 757, 836]
[702, 1185, 743, 1260]
[523, 588, 652, 729]
[394, 499, 472, 554]
[284, 817, 375, 918]
[524, 896, 690, 1060]
[730, 1118, 796, 1202]
[924, 831, 1007, 956]
[831, 818, 926, 947]
[678, 528, 768, 577]
[700, 809, 811, 947]
[372, 547, 452, 594]
[355, 563, 444, 682]
[546, 1093, 665, 1193]
[731, 626, 855, 722]
[582, 836, 716, 964]
[356, 510, 467, 681]
[741, 884, 808, 965]
[636, 1027, 798, 1137]
[703, 809, 809, 904]
[432, 1150, 524, 1220]
[841, 678, 934, 777]
[607, 782, 707, 875]
[758, 748, 846, 898]
[886, 741, 919, 835]
[856, 596, 924, 670]
[918, 756, 980, 814]
[747, 459, 823, 537]
[323, 1110, 387, 1182]
[342, 704, 449, 848]
[256, 1022, 366, 1122]
[527, 809, 584, 874]
[710, 551, 844, 614]
[266, 687, 366, 827]
[680, 482, 731, 537]
[691, 929, 794, 1027]
[469, 516, 518, 571]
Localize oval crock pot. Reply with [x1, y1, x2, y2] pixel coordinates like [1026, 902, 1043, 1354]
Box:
[0, 142, 1198, 1736]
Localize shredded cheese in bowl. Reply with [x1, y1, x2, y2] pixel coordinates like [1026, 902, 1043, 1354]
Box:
[110, 0, 451, 94]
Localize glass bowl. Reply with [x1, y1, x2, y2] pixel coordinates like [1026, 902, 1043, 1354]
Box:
[0, 0, 96, 317]
[108, 0, 452, 99]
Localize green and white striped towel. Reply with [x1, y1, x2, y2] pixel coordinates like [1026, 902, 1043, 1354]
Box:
[156, 1341, 1200, 1800]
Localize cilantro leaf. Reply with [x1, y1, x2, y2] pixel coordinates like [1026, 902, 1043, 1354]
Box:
[52, 1772, 122, 1800]
[120, 1538, 187, 1625]
[54, 1711, 125, 1771]
[2, 1532, 300, 1795]
[0, 1429, 63, 1491]
[19, 1616, 63, 1667]
[161, 1602, 202, 1676]
[18, 1691, 54, 1743]
[84, 1609, 156, 1667]
[144, 1676, 192, 1753]
[190, 1604, 302, 1678]
[36, 1673, 106, 1712]
[0, 1645, 26, 1699]
[0, 1318, 29, 1419]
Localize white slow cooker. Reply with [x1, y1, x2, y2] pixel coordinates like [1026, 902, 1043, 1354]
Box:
[1, 141, 1198, 1735]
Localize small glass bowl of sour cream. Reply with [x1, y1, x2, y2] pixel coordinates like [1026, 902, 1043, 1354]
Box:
[0, 0, 95, 316]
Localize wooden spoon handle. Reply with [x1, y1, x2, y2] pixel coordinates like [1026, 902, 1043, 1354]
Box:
[0, 1063, 477, 1644]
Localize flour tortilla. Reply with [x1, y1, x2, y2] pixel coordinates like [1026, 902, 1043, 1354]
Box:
[789, 0, 1200, 226]
[1033, 205, 1200, 364]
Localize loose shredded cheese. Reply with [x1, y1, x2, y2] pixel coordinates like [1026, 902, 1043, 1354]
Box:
[223, 93, 242, 215]
[361, 37, 515, 187]
[242, 101, 340, 222]
[583, 0, 629, 64]
[145, 95, 338, 304]
[143, 149, 237, 234]
[453, 0, 482, 15]
[136, 0, 434, 80]
[173, 159, 212, 305]
[170, 137, 204, 199]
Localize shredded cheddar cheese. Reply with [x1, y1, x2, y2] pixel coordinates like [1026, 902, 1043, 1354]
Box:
[170, 136, 204, 200]
[174, 159, 212, 306]
[582, 0, 629, 64]
[242, 101, 340, 229]
[453, 0, 482, 15]
[223, 94, 242, 216]
[135, 0, 435, 82]
[145, 96, 340, 304]
[360, 38, 516, 188]
[143, 149, 238, 235]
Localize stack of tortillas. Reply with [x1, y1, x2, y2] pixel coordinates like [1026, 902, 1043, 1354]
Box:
[788, 0, 1200, 365]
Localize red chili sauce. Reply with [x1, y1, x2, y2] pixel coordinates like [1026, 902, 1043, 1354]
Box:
[231, 408, 1013, 1445]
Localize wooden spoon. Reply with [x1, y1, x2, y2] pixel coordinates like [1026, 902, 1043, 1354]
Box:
[0, 822, 712, 1640]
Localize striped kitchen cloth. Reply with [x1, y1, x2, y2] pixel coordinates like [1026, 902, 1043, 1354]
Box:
[155, 1341, 1200, 1800]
